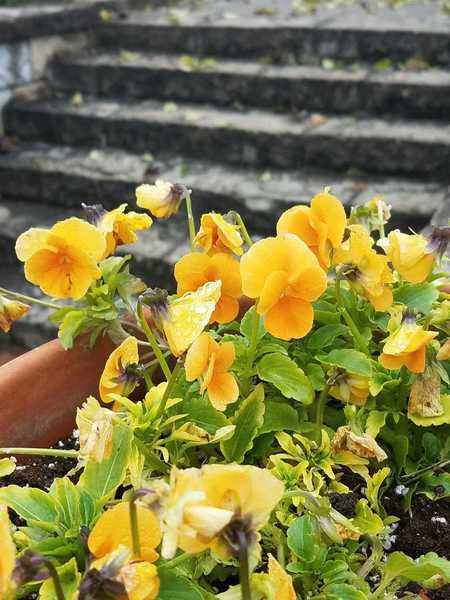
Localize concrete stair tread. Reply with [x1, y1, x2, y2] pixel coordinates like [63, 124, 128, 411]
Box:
[7, 96, 450, 144]
[58, 50, 450, 87]
[50, 50, 450, 119]
[0, 142, 447, 233]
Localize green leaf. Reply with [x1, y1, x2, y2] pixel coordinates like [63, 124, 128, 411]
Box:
[181, 395, 229, 434]
[0, 485, 60, 532]
[157, 568, 203, 600]
[366, 467, 390, 513]
[287, 515, 326, 564]
[351, 499, 384, 536]
[366, 411, 387, 439]
[257, 353, 314, 404]
[323, 583, 367, 600]
[49, 478, 81, 534]
[38, 558, 80, 600]
[321, 349, 372, 377]
[306, 363, 326, 391]
[0, 457, 15, 477]
[307, 324, 349, 351]
[259, 401, 301, 434]
[221, 384, 265, 463]
[240, 306, 265, 342]
[58, 310, 87, 350]
[378, 551, 450, 591]
[79, 423, 132, 503]
[394, 283, 439, 315]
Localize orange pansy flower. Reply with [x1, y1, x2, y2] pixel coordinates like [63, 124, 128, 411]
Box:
[240, 234, 327, 340]
[174, 252, 241, 324]
[277, 190, 347, 270]
[185, 332, 238, 411]
[88, 501, 162, 563]
[193, 212, 243, 256]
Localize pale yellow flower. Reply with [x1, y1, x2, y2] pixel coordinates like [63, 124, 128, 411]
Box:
[387, 230, 434, 284]
[136, 180, 184, 218]
[76, 396, 113, 463]
[0, 504, 15, 599]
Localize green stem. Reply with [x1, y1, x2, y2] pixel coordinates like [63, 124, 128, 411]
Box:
[43, 559, 65, 600]
[401, 458, 450, 484]
[238, 531, 252, 600]
[335, 272, 370, 356]
[0, 287, 61, 310]
[376, 200, 385, 239]
[315, 384, 330, 434]
[184, 191, 196, 250]
[142, 367, 154, 391]
[154, 361, 182, 423]
[163, 550, 206, 570]
[0, 448, 78, 458]
[357, 536, 383, 580]
[129, 496, 141, 558]
[234, 213, 253, 247]
[137, 302, 171, 380]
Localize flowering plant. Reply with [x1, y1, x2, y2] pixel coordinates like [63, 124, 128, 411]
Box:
[1, 182, 450, 600]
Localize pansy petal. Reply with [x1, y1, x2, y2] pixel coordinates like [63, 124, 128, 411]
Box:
[52, 217, 106, 261]
[276, 205, 317, 246]
[185, 332, 211, 381]
[174, 252, 210, 294]
[310, 190, 347, 249]
[265, 296, 314, 340]
[15, 227, 49, 261]
[207, 371, 239, 411]
[211, 295, 240, 324]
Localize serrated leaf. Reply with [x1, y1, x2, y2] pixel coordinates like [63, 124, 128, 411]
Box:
[351, 499, 384, 536]
[240, 306, 266, 342]
[220, 384, 265, 463]
[394, 283, 439, 315]
[287, 515, 327, 564]
[321, 349, 372, 377]
[257, 353, 314, 404]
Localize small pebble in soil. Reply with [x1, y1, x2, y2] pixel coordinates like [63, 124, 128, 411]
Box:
[394, 484, 409, 496]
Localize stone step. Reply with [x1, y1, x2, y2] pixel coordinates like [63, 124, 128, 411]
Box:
[49, 51, 450, 120]
[5, 97, 450, 177]
[0, 142, 448, 236]
[96, 8, 450, 66]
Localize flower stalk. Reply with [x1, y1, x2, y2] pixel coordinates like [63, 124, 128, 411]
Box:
[0, 448, 78, 458]
[154, 360, 182, 422]
[0, 287, 61, 310]
[137, 301, 171, 381]
[335, 272, 370, 356]
[234, 213, 253, 247]
[315, 384, 330, 436]
[184, 190, 196, 250]
[129, 495, 142, 558]
[238, 531, 252, 600]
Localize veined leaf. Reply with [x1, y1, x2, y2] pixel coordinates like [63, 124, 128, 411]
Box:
[321, 349, 372, 377]
[394, 283, 438, 315]
[79, 422, 132, 504]
[287, 515, 326, 564]
[257, 353, 314, 404]
[0, 458, 15, 478]
[259, 401, 301, 434]
[38, 558, 80, 600]
[50, 478, 81, 534]
[157, 568, 203, 600]
[0, 485, 60, 533]
[307, 324, 349, 351]
[240, 306, 266, 342]
[220, 384, 265, 463]
[323, 583, 367, 599]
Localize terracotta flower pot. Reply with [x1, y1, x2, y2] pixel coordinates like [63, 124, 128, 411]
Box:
[0, 335, 115, 448]
[0, 297, 254, 449]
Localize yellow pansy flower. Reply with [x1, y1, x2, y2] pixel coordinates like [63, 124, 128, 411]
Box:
[277, 189, 347, 270]
[386, 230, 434, 284]
[136, 180, 184, 218]
[175, 252, 241, 324]
[185, 332, 239, 411]
[161, 464, 284, 561]
[437, 339, 450, 360]
[0, 504, 16, 599]
[99, 336, 140, 403]
[194, 213, 243, 256]
[15, 218, 106, 300]
[89, 501, 162, 563]
[76, 396, 114, 464]
[89, 546, 160, 600]
[379, 316, 438, 374]
[334, 224, 393, 311]
[0, 295, 29, 333]
[266, 555, 296, 600]
[96, 203, 152, 257]
[240, 234, 327, 340]
[328, 370, 370, 406]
